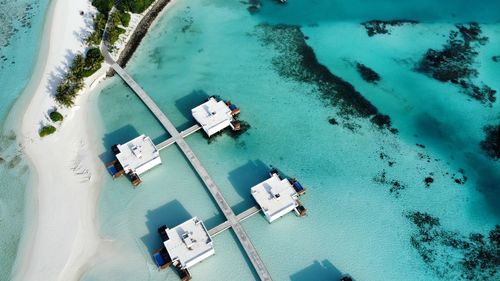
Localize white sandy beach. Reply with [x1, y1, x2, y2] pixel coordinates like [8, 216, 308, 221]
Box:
[11, 0, 104, 280]
[7, 0, 179, 280]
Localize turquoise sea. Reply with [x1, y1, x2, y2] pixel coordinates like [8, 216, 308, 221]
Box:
[0, 0, 499, 281]
[82, 0, 500, 281]
[0, 1, 50, 280]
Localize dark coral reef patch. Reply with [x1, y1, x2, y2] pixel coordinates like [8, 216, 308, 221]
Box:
[424, 176, 434, 187]
[255, 23, 396, 132]
[480, 124, 500, 160]
[373, 169, 407, 197]
[418, 23, 496, 106]
[361, 20, 418, 37]
[356, 63, 381, 84]
[328, 117, 338, 125]
[406, 211, 500, 280]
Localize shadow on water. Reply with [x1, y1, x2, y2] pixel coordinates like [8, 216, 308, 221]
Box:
[201, 213, 226, 231]
[174, 90, 210, 130]
[414, 113, 500, 217]
[290, 260, 343, 281]
[98, 125, 140, 164]
[151, 134, 171, 148]
[227, 160, 271, 214]
[464, 153, 500, 216]
[140, 200, 192, 255]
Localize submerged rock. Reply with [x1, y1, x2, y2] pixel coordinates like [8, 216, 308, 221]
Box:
[373, 169, 407, 197]
[493, 56, 500, 62]
[356, 63, 381, 84]
[246, 0, 262, 14]
[452, 169, 468, 185]
[406, 211, 440, 229]
[371, 114, 391, 129]
[361, 19, 418, 37]
[406, 211, 500, 280]
[480, 124, 500, 160]
[424, 176, 434, 187]
[328, 118, 338, 125]
[418, 23, 496, 106]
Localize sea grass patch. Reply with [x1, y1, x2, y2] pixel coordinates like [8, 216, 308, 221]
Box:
[372, 169, 407, 197]
[361, 20, 418, 37]
[254, 23, 396, 133]
[418, 23, 496, 106]
[0, 2, 39, 70]
[480, 124, 500, 160]
[406, 211, 500, 281]
[356, 63, 381, 84]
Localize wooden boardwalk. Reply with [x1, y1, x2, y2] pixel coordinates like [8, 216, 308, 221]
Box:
[102, 53, 272, 280]
[209, 205, 262, 237]
[237, 205, 262, 222]
[156, 124, 201, 150]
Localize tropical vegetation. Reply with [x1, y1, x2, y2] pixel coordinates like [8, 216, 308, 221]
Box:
[39, 125, 56, 137]
[49, 110, 64, 122]
[54, 48, 104, 107]
[53, 1, 155, 108]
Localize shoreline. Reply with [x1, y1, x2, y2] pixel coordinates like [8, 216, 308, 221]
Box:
[0, 0, 56, 279]
[115, 0, 173, 69]
[12, 1, 103, 280]
[9, 0, 179, 280]
[107, 0, 175, 76]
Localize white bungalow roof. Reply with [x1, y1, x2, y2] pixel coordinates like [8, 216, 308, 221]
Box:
[116, 135, 160, 175]
[191, 97, 233, 136]
[251, 174, 298, 223]
[163, 217, 214, 269]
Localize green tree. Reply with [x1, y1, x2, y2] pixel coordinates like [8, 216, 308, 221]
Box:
[39, 125, 56, 137]
[91, 0, 114, 15]
[118, 11, 131, 27]
[122, 0, 155, 13]
[83, 48, 104, 77]
[49, 111, 64, 122]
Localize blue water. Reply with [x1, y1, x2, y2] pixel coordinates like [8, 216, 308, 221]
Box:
[84, 0, 499, 280]
[0, 1, 50, 280]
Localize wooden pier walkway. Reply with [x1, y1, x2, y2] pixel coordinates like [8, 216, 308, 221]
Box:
[156, 124, 201, 150]
[101, 42, 272, 280]
[209, 205, 262, 237]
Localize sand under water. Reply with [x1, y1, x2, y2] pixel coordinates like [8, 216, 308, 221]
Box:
[0, 1, 50, 280]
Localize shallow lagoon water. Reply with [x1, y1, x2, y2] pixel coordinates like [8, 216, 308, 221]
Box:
[0, 1, 49, 280]
[85, 0, 499, 280]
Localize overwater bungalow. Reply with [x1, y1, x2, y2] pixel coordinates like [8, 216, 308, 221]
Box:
[107, 135, 161, 186]
[154, 217, 214, 280]
[251, 170, 307, 223]
[191, 96, 241, 137]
